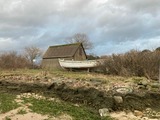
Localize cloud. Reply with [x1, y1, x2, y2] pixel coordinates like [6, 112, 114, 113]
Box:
[0, 0, 160, 55]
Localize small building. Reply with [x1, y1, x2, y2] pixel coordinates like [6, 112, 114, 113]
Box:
[42, 43, 87, 69]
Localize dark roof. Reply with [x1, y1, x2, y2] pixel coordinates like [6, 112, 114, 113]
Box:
[43, 43, 84, 59]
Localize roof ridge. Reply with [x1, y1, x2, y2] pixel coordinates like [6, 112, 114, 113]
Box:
[49, 42, 82, 48]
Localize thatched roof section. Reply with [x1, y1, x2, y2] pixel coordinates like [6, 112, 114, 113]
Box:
[43, 43, 83, 59]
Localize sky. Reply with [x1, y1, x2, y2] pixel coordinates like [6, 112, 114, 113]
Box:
[0, 0, 160, 56]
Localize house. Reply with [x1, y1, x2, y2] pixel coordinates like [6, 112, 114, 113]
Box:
[42, 43, 87, 69]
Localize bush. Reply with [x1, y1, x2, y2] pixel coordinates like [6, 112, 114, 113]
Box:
[101, 49, 160, 79]
[0, 51, 29, 69]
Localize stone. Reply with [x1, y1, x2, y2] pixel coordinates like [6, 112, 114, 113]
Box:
[134, 110, 143, 117]
[138, 85, 147, 89]
[16, 95, 21, 99]
[48, 79, 52, 82]
[115, 87, 132, 94]
[145, 108, 152, 114]
[114, 96, 123, 104]
[141, 117, 149, 120]
[74, 104, 80, 107]
[99, 108, 109, 117]
[155, 112, 160, 118]
[142, 81, 148, 86]
[151, 83, 160, 88]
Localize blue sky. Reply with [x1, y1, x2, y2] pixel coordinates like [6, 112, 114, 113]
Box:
[0, 0, 160, 56]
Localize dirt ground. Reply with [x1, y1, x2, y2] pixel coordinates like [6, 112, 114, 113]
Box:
[0, 107, 49, 120]
[1, 107, 72, 120]
[1, 71, 160, 120]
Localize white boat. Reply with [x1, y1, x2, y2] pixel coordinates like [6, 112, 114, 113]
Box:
[58, 59, 98, 68]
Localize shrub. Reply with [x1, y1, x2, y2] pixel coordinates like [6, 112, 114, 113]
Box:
[101, 49, 160, 79]
[0, 51, 29, 69]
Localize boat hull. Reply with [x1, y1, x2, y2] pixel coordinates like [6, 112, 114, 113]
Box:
[59, 59, 98, 68]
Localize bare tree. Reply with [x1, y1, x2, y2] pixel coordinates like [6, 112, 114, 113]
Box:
[24, 46, 42, 68]
[66, 33, 93, 50]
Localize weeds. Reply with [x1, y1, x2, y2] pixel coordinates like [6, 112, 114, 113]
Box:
[0, 93, 19, 113]
[17, 108, 27, 114]
[23, 97, 112, 120]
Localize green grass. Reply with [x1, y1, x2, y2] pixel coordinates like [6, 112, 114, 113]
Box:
[0, 92, 112, 120]
[17, 108, 27, 114]
[23, 97, 112, 120]
[4, 116, 11, 120]
[0, 93, 19, 113]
